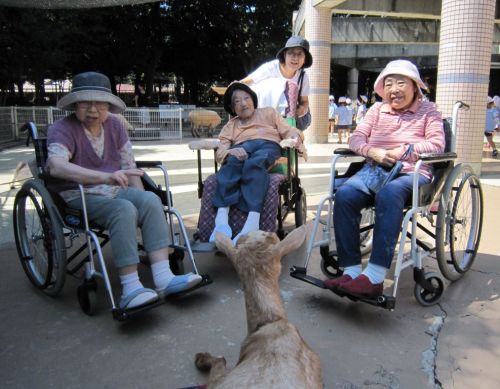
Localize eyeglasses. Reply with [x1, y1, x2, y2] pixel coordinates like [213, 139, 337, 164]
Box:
[76, 101, 109, 111]
[285, 48, 305, 58]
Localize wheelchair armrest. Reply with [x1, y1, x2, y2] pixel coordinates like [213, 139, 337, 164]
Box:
[136, 160, 163, 168]
[334, 148, 357, 156]
[419, 152, 457, 163]
[188, 139, 220, 150]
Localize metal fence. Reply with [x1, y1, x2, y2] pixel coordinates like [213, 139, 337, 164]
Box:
[0, 105, 230, 145]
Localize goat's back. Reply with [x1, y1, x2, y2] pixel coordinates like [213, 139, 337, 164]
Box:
[210, 320, 322, 389]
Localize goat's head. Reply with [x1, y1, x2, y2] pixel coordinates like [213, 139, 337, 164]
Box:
[215, 226, 306, 278]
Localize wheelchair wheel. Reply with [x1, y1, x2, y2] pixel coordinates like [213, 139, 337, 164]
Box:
[319, 245, 343, 278]
[294, 188, 307, 227]
[436, 164, 483, 281]
[169, 248, 185, 275]
[414, 272, 444, 306]
[329, 206, 373, 256]
[13, 179, 66, 296]
[77, 278, 98, 316]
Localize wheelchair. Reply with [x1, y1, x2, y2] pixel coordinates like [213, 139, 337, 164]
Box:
[186, 139, 307, 251]
[12, 122, 211, 321]
[291, 101, 484, 309]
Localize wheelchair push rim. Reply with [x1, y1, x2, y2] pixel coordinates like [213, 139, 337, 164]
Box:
[13, 179, 66, 296]
[436, 164, 483, 281]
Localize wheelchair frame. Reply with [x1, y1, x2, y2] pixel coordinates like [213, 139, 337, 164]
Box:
[290, 101, 484, 310]
[12, 122, 211, 321]
[188, 140, 307, 252]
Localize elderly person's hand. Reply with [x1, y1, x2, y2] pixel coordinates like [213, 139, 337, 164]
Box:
[367, 147, 397, 168]
[105, 169, 144, 188]
[227, 147, 248, 161]
[280, 137, 308, 161]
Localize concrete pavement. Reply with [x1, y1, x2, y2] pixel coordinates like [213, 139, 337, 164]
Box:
[0, 139, 499, 388]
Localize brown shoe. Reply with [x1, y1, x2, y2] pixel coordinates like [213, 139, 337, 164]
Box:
[339, 274, 383, 298]
[324, 275, 352, 290]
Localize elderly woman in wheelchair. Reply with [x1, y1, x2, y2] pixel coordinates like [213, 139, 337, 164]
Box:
[45, 72, 202, 311]
[324, 60, 446, 298]
[293, 61, 483, 308]
[209, 82, 306, 246]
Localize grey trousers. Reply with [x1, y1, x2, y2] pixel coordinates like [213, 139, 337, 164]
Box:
[67, 188, 170, 268]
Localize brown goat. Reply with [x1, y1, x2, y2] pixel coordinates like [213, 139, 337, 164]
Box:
[195, 226, 323, 389]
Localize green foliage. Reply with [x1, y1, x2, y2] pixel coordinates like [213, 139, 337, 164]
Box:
[0, 0, 301, 105]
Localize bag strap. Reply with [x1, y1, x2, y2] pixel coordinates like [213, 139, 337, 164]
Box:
[297, 70, 305, 101]
[399, 144, 414, 161]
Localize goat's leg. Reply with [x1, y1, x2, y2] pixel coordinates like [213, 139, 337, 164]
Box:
[195, 352, 228, 383]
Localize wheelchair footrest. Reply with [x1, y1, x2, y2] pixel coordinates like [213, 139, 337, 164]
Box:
[290, 266, 327, 289]
[112, 298, 165, 321]
[111, 274, 213, 321]
[289, 266, 396, 310]
[331, 289, 396, 310]
[163, 274, 213, 298]
[189, 240, 217, 253]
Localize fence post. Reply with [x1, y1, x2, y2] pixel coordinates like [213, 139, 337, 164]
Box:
[179, 108, 183, 139]
[48, 106, 54, 124]
[11, 106, 17, 140]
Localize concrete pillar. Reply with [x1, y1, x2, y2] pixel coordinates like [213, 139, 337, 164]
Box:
[303, 0, 331, 143]
[435, 0, 496, 173]
[347, 67, 359, 100]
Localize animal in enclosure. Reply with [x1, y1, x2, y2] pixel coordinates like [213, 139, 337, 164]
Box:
[195, 226, 323, 389]
[189, 109, 222, 138]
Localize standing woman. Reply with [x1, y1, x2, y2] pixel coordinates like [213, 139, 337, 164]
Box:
[240, 36, 313, 124]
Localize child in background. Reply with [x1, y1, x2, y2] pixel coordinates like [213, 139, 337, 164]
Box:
[485, 96, 499, 157]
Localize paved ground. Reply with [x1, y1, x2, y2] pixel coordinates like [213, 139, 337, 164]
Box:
[0, 138, 499, 388]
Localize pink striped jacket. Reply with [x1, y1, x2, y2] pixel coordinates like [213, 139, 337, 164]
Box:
[349, 100, 445, 179]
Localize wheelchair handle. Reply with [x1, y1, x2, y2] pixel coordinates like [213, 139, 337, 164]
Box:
[136, 161, 162, 168]
[333, 148, 356, 156]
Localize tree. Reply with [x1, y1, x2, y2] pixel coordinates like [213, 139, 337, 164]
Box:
[0, 0, 301, 105]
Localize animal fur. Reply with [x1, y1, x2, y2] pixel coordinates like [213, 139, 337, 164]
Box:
[195, 227, 323, 388]
[189, 109, 221, 138]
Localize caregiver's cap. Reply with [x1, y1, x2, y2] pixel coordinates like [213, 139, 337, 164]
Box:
[373, 59, 428, 98]
[276, 36, 313, 68]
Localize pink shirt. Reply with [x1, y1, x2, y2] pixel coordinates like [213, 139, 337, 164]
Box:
[349, 100, 445, 178]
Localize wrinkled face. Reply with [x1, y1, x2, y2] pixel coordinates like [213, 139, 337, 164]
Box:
[232, 90, 255, 119]
[284, 47, 306, 71]
[383, 74, 417, 111]
[75, 101, 109, 127]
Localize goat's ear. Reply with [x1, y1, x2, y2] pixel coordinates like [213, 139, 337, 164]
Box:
[275, 225, 306, 258]
[215, 232, 236, 258]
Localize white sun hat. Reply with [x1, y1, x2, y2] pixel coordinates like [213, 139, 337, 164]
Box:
[373, 59, 428, 98]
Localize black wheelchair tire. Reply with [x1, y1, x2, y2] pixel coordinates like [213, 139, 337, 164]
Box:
[435, 164, 483, 281]
[414, 272, 445, 306]
[294, 188, 307, 227]
[77, 281, 97, 316]
[13, 179, 66, 296]
[169, 248, 185, 275]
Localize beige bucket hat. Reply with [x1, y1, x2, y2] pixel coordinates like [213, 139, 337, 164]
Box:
[57, 72, 126, 113]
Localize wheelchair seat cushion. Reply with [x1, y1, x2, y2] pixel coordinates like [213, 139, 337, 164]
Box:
[197, 173, 287, 242]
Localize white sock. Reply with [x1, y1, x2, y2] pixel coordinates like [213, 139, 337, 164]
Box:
[120, 272, 144, 297]
[362, 262, 387, 284]
[215, 207, 229, 226]
[151, 260, 175, 290]
[343, 264, 362, 279]
[232, 211, 260, 245]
